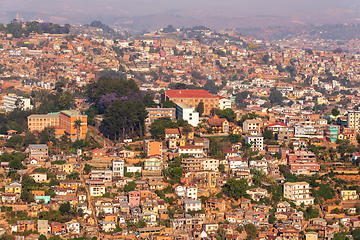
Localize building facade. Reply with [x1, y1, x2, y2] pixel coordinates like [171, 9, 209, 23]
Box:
[283, 182, 314, 206]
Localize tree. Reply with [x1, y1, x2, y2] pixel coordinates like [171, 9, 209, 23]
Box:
[245, 223, 258, 240]
[218, 164, 225, 173]
[219, 108, 236, 122]
[123, 181, 136, 192]
[222, 178, 248, 200]
[150, 117, 178, 139]
[228, 134, 242, 144]
[216, 228, 227, 240]
[331, 108, 340, 116]
[197, 102, 204, 116]
[263, 129, 274, 140]
[163, 100, 176, 108]
[58, 93, 74, 110]
[74, 119, 82, 140]
[269, 90, 284, 104]
[59, 202, 71, 214]
[39, 235, 47, 240]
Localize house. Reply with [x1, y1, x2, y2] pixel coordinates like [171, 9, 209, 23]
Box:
[112, 159, 124, 178]
[13, 203, 28, 212]
[144, 140, 162, 157]
[144, 156, 162, 171]
[243, 119, 262, 133]
[51, 222, 66, 235]
[341, 190, 358, 201]
[283, 182, 314, 205]
[245, 135, 264, 151]
[29, 173, 47, 183]
[90, 170, 113, 182]
[279, 227, 300, 240]
[183, 199, 202, 212]
[128, 191, 141, 205]
[56, 171, 67, 180]
[246, 188, 268, 201]
[222, 147, 239, 158]
[207, 115, 229, 133]
[16, 220, 36, 232]
[1, 193, 19, 203]
[88, 180, 105, 197]
[178, 145, 204, 158]
[165, 128, 180, 140]
[29, 144, 48, 161]
[5, 181, 22, 194]
[62, 163, 74, 173]
[353, 152, 360, 165]
[65, 219, 80, 234]
[204, 197, 226, 212]
[91, 148, 106, 158]
[179, 126, 195, 140]
[38, 220, 50, 236]
[100, 221, 116, 232]
[118, 149, 135, 158]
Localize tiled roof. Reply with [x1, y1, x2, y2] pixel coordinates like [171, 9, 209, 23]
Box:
[166, 89, 217, 99]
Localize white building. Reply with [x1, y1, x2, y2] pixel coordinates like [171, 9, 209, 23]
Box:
[249, 160, 268, 174]
[217, 96, 232, 110]
[183, 199, 202, 212]
[90, 170, 112, 182]
[175, 103, 199, 127]
[228, 157, 248, 170]
[283, 182, 314, 206]
[65, 220, 80, 234]
[186, 186, 198, 200]
[112, 159, 124, 178]
[245, 135, 264, 151]
[174, 185, 186, 197]
[178, 146, 204, 158]
[3, 95, 33, 112]
[29, 173, 47, 183]
[89, 180, 106, 197]
[201, 158, 219, 171]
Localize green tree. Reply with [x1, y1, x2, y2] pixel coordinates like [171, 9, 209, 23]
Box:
[228, 134, 242, 144]
[123, 181, 136, 192]
[263, 129, 274, 140]
[150, 117, 178, 139]
[59, 202, 71, 214]
[74, 119, 82, 140]
[39, 234, 47, 240]
[331, 108, 340, 116]
[216, 228, 227, 240]
[222, 178, 248, 200]
[219, 108, 236, 122]
[269, 90, 284, 104]
[163, 100, 176, 108]
[197, 102, 204, 116]
[218, 164, 225, 173]
[245, 223, 258, 240]
[58, 93, 74, 110]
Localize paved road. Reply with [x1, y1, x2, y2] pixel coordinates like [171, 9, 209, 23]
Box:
[79, 161, 101, 239]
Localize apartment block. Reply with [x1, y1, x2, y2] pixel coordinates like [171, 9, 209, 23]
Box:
[175, 102, 199, 127]
[245, 135, 264, 151]
[3, 95, 33, 112]
[112, 159, 124, 178]
[347, 110, 360, 132]
[283, 182, 314, 206]
[59, 110, 87, 141]
[165, 89, 219, 115]
[143, 140, 162, 157]
[27, 113, 60, 132]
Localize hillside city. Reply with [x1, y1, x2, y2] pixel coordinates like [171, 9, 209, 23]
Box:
[1, 20, 360, 240]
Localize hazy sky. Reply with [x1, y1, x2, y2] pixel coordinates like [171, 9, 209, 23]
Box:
[1, 0, 359, 28]
[1, 0, 357, 16]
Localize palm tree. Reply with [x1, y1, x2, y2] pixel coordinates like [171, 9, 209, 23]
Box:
[74, 119, 82, 140]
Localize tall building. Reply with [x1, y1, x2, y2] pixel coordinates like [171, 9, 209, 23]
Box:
[112, 159, 124, 178]
[59, 110, 87, 141]
[283, 182, 314, 206]
[347, 110, 360, 132]
[325, 125, 339, 142]
[27, 113, 60, 132]
[28, 110, 87, 141]
[245, 135, 264, 151]
[3, 95, 33, 112]
[143, 140, 162, 157]
[165, 89, 219, 115]
[175, 103, 199, 127]
[145, 108, 176, 124]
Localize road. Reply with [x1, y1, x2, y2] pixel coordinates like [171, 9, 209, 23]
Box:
[79, 161, 102, 239]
